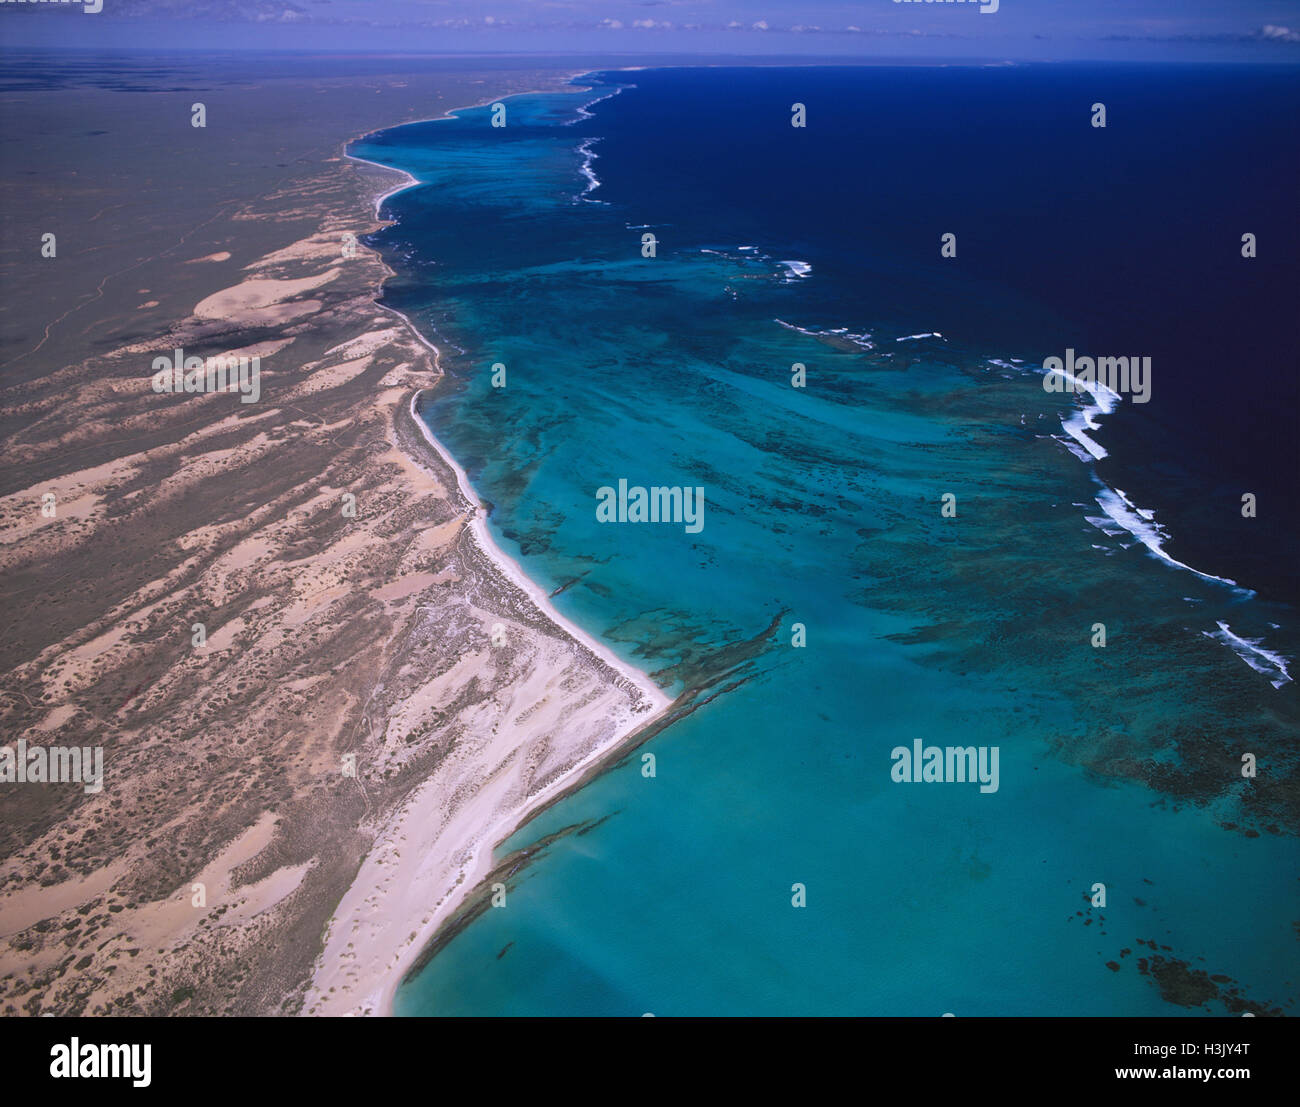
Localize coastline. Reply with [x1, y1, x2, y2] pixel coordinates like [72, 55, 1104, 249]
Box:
[346, 392, 675, 1019]
[346, 68, 604, 221]
[346, 70, 665, 705]
[406, 392, 675, 710]
[0, 56, 677, 1018]
[307, 72, 680, 1017]
[5, 51, 1296, 1024]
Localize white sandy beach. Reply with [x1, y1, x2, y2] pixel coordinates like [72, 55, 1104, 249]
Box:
[306, 89, 674, 1016]
[303, 394, 673, 1018]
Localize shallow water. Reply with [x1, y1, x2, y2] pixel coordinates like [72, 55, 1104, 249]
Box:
[349, 65, 1299, 1016]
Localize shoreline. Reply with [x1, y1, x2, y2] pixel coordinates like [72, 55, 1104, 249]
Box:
[345, 64, 673, 718]
[6, 52, 1297, 1023]
[320, 69, 678, 1017]
[345, 68, 604, 220]
[0, 60, 676, 1016]
[404, 392, 675, 711]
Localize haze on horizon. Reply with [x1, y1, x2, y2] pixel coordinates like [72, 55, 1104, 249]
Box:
[2, 0, 1300, 63]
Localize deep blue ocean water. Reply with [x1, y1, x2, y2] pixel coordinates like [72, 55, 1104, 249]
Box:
[350, 64, 1299, 1016]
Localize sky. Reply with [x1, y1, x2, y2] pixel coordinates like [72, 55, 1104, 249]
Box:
[2, 0, 1299, 61]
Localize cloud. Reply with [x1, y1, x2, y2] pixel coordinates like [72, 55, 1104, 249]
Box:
[68, 1, 1300, 51]
[1105, 24, 1300, 45]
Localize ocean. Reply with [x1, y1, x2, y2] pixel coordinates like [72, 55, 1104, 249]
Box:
[348, 63, 1299, 1016]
